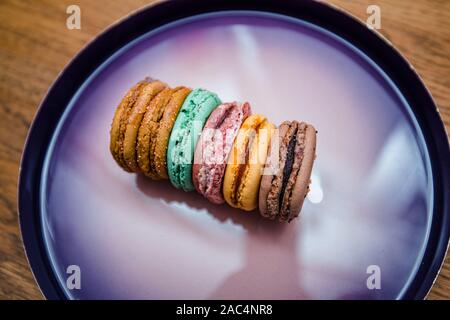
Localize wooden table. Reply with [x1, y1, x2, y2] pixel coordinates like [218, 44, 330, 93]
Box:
[0, 0, 448, 300]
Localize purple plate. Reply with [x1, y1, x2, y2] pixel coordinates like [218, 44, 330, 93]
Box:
[19, 0, 449, 300]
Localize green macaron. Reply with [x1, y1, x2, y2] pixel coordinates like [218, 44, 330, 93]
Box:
[167, 88, 221, 191]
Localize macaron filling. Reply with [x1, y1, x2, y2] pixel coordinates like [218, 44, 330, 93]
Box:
[280, 124, 307, 221]
[278, 131, 297, 212]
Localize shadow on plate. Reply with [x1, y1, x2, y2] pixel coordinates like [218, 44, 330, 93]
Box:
[135, 174, 310, 299]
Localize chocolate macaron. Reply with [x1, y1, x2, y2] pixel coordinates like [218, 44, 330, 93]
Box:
[259, 121, 317, 222]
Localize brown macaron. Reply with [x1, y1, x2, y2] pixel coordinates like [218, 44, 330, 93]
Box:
[137, 86, 191, 180]
[122, 80, 167, 172]
[109, 79, 150, 171]
[259, 121, 317, 222]
[110, 78, 166, 172]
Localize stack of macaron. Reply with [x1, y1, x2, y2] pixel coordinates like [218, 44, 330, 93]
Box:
[110, 78, 317, 222]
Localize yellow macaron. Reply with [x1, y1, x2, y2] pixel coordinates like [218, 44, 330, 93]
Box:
[223, 114, 275, 211]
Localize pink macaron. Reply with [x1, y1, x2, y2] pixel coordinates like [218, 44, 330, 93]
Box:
[193, 102, 251, 204]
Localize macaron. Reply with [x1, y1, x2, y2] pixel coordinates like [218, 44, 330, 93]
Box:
[167, 88, 222, 191]
[123, 80, 167, 172]
[192, 102, 251, 204]
[110, 78, 166, 172]
[259, 121, 317, 222]
[110, 79, 148, 171]
[137, 86, 191, 179]
[223, 114, 275, 211]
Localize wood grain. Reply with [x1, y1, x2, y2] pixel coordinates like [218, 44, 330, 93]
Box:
[0, 0, 448, 300]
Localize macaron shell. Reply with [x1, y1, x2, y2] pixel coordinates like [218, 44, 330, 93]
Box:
[110, 80, 148, 171]
[123, 80, 166, 172]
[153, 87, 191, 179]
[287, 124, 317, 220]
[117, 79, 153, 171]
[258, 123, 290, 218]
[238, 120, 275, 211]
[137, 87, 174, 178]
[223, 116, 260, 208]
[167, 88, 221, 191]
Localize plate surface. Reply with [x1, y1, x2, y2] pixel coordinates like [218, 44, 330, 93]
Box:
[20, 1, 449, 300]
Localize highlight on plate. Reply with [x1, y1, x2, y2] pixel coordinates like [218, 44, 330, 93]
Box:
[110, 78, 317, 222]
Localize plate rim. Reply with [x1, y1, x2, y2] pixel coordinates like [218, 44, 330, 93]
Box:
[18, 0, 450, 300]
